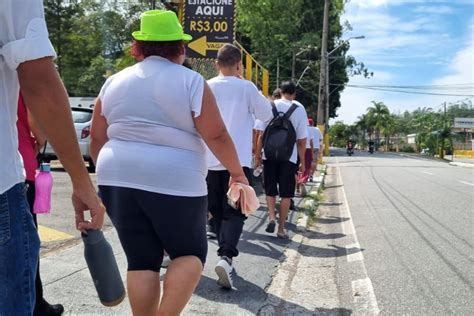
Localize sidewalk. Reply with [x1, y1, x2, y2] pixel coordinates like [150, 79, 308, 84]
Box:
[40, 167, 327, 315]
[444, 155, 474, 168]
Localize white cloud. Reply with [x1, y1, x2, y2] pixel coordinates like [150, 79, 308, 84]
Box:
[414, 5, 454, 14]
[334, 6, 474, 124]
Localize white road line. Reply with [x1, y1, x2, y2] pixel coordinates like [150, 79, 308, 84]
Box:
[458, 180, 474, 186]
[420, 171, 435, 175]
[352, 278, 380, 315]
[346, 242, 364, 262]
[336, 158, 380, 314]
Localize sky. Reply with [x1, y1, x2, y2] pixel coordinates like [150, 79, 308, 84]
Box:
[335, 0, 474, 124]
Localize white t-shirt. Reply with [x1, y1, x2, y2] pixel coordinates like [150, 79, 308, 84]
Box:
[262, 99, 308, 164]
[0, 0, 56, 194]
[206, 76, 273, 170]
[310, 126, 323, 150]
[254, 119, 266, 132]
[306, 126, 315, 149]
[97, 56, 207, 197]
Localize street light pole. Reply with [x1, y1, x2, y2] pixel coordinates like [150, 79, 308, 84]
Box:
[325, 35, 365, 136]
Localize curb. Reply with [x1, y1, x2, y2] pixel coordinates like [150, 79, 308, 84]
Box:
[258, 165, 327, 315]
[449, 161, 474, 168]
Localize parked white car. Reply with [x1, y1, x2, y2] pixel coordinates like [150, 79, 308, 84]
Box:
[44, 97, 96, 172]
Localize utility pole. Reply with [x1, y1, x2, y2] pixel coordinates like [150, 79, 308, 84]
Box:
[276, 58, 280, 89]
[291, 47, 296, 82]
[317, 0, 329, 127]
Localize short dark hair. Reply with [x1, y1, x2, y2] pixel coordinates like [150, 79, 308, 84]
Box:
[131, 40, 184, 60]
[280, 81, 297, 95]
[272, 88, 282, 99]
[217, 44, 242, 67]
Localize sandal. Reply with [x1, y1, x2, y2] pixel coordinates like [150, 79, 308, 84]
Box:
[265, 220, 276, 233]
[277, 232, 289, 239]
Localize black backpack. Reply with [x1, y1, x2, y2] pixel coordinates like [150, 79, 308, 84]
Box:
[262, 102, 299, 162]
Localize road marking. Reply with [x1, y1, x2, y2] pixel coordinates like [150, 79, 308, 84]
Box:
[336, 158, 380, 314]
[38, 225, 74, 242]
[346, 242, 364, 262]
[458, 180, 474, 186]
[352, 278, 380, 315]
[420, 171, 435, 175]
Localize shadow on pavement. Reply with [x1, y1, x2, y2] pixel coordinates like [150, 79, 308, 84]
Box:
[317, 216, 350, 224]
[194, 275, 353, 315]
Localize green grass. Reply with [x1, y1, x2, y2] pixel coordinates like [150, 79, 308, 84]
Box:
[298, 190, 323, 226]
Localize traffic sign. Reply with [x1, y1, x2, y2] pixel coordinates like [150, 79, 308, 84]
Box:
[183, 0, 235, 59]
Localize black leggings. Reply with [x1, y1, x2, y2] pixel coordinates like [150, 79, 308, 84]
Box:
[99, 186, 208, 272]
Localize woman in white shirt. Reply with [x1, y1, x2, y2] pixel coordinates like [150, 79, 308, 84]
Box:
[90, 10, 247, 316]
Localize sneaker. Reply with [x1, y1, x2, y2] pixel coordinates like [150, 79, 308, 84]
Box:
[34, 300, 64, 316]
[161, 255, 172, 269]
[207, 219, 217, 239]
[215, 256, 234, 289]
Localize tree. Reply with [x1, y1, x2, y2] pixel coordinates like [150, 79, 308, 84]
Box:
[366, 101, 390, 149]
[237, 0, 370, 119]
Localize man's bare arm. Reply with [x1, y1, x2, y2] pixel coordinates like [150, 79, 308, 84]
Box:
[18, 57, 104, 232]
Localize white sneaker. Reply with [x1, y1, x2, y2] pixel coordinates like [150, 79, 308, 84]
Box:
[215, 257, 234, 289]
[161, 255, 172, 269]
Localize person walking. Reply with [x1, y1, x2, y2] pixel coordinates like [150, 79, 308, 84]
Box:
[256, 81, 308, 239]
[17, 93, 64, 315]
[0, 1, 105, 314]
[90, 10, 248, 315]
[308, 118, 323, 180]
[296, 120, 315, 194]
[206, 44, 273, 290]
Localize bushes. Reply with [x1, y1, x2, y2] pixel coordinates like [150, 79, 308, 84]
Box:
[400, 145, 415, 153]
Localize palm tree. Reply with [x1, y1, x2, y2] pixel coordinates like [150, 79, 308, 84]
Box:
[366, 101, 390, 149]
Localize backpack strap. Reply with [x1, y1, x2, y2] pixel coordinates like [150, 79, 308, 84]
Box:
[270, 101, 279, 118]
[283, 103, 299, 119]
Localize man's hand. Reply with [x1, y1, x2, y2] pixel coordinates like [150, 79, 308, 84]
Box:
[255, 153, 262, 168]
[72, 184, 105, 233]
[299, 162, 306, 174]
[229, 173, 249, 186]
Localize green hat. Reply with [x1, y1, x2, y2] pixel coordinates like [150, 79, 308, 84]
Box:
[132, 10, 192, 42]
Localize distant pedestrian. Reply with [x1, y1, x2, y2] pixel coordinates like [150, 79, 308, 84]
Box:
[256, 81, 308, 239]
[206, 43, 273, 289]
[296, 120, 315, 194]
[17, 93, 64, 316]
[0, 2, 105, 314]
[308, 118, 323, 179]
[90, 10, 247, 314]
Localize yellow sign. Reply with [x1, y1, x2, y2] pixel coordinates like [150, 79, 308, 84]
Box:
[188, 36, 226, 57]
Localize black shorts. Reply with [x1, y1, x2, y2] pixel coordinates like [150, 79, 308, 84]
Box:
[99, 185, 208, 272]
[263, 160, 298, 198]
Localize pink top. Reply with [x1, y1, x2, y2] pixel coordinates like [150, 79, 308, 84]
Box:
[17, 93, 38, 181]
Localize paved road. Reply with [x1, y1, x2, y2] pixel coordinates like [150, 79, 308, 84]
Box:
[328, 148, 474, 314]
[39, 170, 309, 315]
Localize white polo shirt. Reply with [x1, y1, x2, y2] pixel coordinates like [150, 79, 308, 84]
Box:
[0, 0, 56, 194]
[206, 76, 273, 170]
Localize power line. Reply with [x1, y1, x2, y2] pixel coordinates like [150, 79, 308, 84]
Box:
[334, 84, 474, 97]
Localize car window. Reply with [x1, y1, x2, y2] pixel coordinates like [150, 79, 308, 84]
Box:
[72, 109, 92, 123]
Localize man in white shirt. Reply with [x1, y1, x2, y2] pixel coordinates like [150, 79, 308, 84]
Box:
[0, 1, 105, 314]
[206, 44, 273, 290]
[256, 81, 308, 239]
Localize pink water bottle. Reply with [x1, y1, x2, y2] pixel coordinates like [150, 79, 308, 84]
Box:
[34, 163, 53, 214]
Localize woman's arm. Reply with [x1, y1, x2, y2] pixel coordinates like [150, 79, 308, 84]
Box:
[89, 98, 109, 165]
[193, 82, 248, 185]
[27, 109, 47, 153]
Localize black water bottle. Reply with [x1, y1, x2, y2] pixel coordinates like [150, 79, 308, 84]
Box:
[82, 229, 126, 306]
